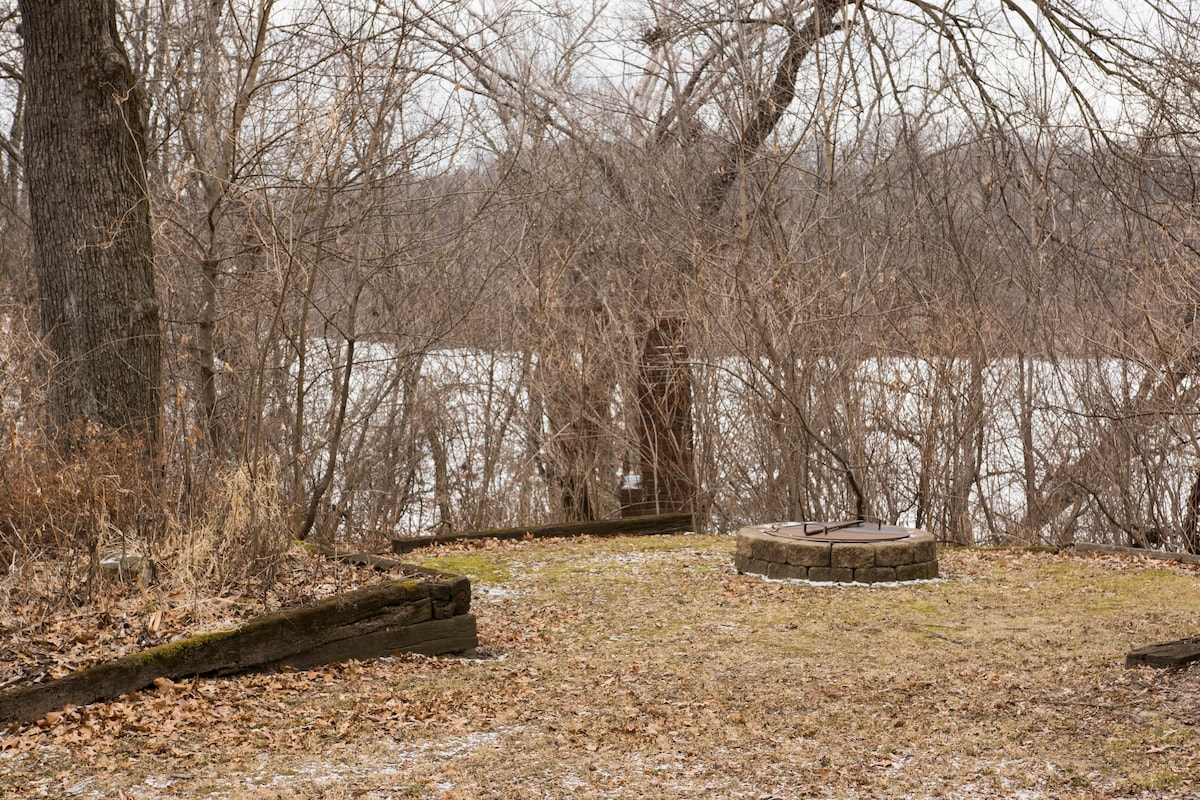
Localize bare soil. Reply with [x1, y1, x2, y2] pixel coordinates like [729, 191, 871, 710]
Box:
[2, 535, 1199, 799]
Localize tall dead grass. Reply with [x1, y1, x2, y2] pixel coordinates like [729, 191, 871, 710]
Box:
[0, 307, 294, 616]
[157, 460, 289, 595]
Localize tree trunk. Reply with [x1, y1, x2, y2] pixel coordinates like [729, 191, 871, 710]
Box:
[1183, 471, 1200, 555]
[947, 344, 985, 546]
[625, 318, 696, 517]
[701, 0, 845, 214]
[649, 1, 845, 524]
[1018, 368, 1175, 536]
[1016, 353, 1038, 543]
[20, 0, 162, 441]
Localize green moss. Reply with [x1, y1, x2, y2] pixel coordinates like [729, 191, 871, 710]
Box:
[902, 600, 939, 614]
[129, 627, 241, 668]
[619, 534, 706, 552]
[1102, 727, 1153, 759]
[1095, 568, 1200, 598]
[415, 553, 513, 584]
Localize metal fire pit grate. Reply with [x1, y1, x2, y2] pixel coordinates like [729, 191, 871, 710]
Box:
[760, 519, 911, 543]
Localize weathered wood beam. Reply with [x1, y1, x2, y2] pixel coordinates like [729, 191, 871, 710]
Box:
[1126, 638, 1200, 669]
[392, 512, 694, 554]
[0, 578, 476, 725]
[306, 542, 473, 591]
[1073, 542, 1200, 566]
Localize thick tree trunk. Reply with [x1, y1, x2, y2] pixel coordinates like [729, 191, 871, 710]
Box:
[624, 318, 696, 517]
[701, 0, 845, 214]
[1183, 471, 1200, 555]
[636, 1, 844, 524]
[20, 0, 162, 440]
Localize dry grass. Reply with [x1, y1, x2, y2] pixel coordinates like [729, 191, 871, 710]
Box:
[0, 308, 297, 614]
[2, 535, 1200, 799]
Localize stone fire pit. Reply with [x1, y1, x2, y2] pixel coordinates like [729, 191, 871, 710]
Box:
[735, 521, 938, 583]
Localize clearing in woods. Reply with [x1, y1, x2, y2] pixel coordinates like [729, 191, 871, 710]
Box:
[2, 535, 1199, 799]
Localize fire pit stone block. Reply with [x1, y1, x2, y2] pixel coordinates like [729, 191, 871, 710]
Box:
[831, 542, 877, 569]
[808, 566, 855, 582]
[786, 539, 831, 567]
[745, 535, 792, 564]
[856, 566, 898, 584]
[875, 541, 917, 567]
[896, 561, 939, 581]
[734, 555, 770, 575]
[913, 538, 937, 563]
[767, 562, 808, 580]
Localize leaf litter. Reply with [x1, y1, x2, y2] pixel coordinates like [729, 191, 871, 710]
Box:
[1, 536, 1199, 799]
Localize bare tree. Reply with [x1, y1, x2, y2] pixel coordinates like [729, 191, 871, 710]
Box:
[9, 0, 1200, 570]
[19, 0, 161, 441]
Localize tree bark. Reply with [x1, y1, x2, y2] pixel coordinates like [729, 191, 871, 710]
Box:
[627, 318, 696, 517]
[1183, 471, 1200, 555]
[19, 0, 162, 440]
[637, 1, 845, 526]
[701, 0, 845, 214]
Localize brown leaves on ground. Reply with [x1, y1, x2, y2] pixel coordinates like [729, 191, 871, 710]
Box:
[2, 536, 1200, 799]
[0, 546, 422, 688]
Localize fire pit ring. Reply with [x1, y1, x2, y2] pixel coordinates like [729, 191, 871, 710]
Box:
[734, 521, 938, 583]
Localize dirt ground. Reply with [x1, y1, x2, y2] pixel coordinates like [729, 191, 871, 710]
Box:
[2, 535, 1199, 799]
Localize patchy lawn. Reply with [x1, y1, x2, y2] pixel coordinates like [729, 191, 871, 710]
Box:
[2, 535, 1199, 799]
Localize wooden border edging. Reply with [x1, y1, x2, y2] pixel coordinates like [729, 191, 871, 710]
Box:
[308, 543, 461, 577]
[1073, 542, 1200, 565]
[0, 577, 476, 726]
[391, 512, 694, 554]
[1126, 638, 1200, 669]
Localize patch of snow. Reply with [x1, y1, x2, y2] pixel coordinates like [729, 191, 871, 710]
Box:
[419, 730, 502, 760]
[476, 586, 522, 600]
[752, 573, 947, 588]
[142, 776, 174, 790]
[558, 773, 587, 791]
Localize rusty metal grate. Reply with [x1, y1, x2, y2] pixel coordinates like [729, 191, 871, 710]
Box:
[761, 519, 910, 543]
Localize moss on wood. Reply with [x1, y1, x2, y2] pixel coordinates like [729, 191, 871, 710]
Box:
[0, 577, 476, 725]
